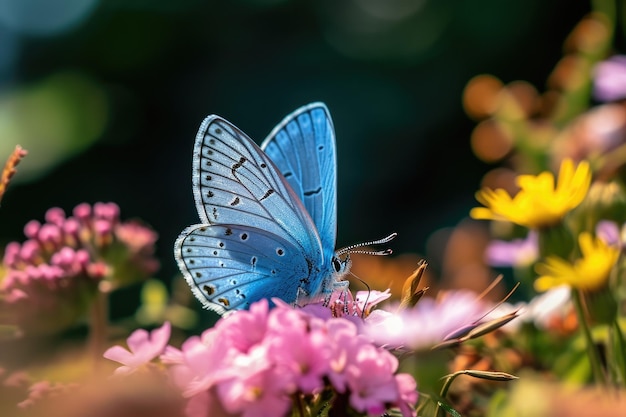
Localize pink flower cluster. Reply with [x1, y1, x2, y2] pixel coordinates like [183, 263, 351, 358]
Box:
[1, 202, 159, 335]
[105, 300, 418, 417]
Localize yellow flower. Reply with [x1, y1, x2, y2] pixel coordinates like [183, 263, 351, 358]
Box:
[534, 232, 619, 292]
[470, 159, 592, 228]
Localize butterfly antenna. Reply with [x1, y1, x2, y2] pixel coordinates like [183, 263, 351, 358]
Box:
[337, 232, 397, 257]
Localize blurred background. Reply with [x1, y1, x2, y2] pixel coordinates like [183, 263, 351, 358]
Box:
[0, 0, 592, 312]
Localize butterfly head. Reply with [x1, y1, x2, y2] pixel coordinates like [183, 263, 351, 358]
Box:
[332, 253, 352, 278]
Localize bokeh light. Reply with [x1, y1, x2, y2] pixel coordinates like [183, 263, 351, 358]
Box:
[0, 0, 99, 36]
[0, 72, 107, 182]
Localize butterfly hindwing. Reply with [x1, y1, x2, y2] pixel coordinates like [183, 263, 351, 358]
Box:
[261, 103, 337, 257]
[175, 223, 311, 314]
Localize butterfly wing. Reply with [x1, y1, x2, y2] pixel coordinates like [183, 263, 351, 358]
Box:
[261, 103, 337, 258]
[175, 115, 329, 313]
[176, 224, 312, 314]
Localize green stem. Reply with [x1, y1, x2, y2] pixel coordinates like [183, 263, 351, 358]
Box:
[571, 288, 607, 386]
[609, 318, 626, 387]
[435, 372, 461, 417]
[89, 285, 109, 371]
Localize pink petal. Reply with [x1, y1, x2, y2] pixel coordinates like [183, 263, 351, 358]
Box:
[103, 345, 134, 365]
[126, 328, 150, 353]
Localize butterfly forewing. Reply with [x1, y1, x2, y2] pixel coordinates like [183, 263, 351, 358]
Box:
[261, 103, 337, 258]
[192, 117, 322, 255]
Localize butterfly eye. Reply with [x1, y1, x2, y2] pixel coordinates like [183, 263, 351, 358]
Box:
[332, 257, 342, 273]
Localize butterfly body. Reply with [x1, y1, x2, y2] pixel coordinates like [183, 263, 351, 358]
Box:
[175, 103, 348, 315]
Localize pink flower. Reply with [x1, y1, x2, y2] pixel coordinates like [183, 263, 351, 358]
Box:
[486, 231, 538, 267]
[0, 202, 159, 335]
[394, 373, 418, 417]
[301, 289, 390, 323]
[345, 343, 400, 414]
[217, 354, 291, 417]
[365, 290, 489, 350]
[153, 300, 418, 417]
[215, 298, 270, 353]
[267, 317, 329, 392]
[104, 322, 171, 375]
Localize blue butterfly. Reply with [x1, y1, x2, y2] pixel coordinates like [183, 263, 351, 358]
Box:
[175, 103, 393, 315]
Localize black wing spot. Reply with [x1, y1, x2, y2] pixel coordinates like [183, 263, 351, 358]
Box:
[186, 248, 192, 253]
[230, 197, 241, 206]
[203, 285, 215, 296]
[260, 163, 267, 168]
[189, 237, 196, 242]
[212, 207, 218, 220]
[206, 191, 214, 198]
[204, 160, 212, 167]
[276, 248, 284, 256]
[284, 171, 293, 178]
[225, 228, 232, 236]
[260, 189, 274, 201]
[199, 227, 207, 232]
[205, 175, 212, 181]
[218, 297, 230, 307]
[195, 272, 202, 278]
[318, 145, 324, 151]
[251, 256, 257, 266]
[189, 259, 195, 265]
[215, 128, 222, 134]
[207, 149, 213, 156]
[219, 242, 225, 248]
[231, 279, 237, 285]
[232, 156, 247, 172]
[213, 250, 218, 255]
[271, 269, 276, 275]
[209, 138, 215, 145]
[304, 187, 322, 196]
[241, 233, 248, 241]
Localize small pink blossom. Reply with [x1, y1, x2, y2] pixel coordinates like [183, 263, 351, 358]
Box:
[594, 55, 626, 102]
[268, 321, 329, 392]
[486, 231, 538, 267]
[345, 343, 399, 414]
[104, 322, 171, 375]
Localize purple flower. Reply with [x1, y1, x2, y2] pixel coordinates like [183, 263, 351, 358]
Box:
[104, 322, 171, 375]
[0, 202, 159, 335]
[594, 55, 626, 102]
[596, 220, 622, 247]
[486, 231, 538, 267]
